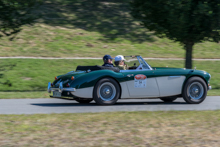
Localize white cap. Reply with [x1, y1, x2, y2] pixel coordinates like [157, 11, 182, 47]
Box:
[115, 55, 125, 61]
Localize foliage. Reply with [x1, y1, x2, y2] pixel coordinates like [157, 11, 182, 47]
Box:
[130, 0, 220, 68]
[0, 0, 42, 89]
[0, 0, 219, 59]
[0, 0, 42, 39]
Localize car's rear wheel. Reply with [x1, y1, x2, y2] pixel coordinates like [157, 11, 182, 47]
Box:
[75, 98, 93, 104]
[182, 77, 207, 104]
[160, 96, 177, 102]
[93, 78, 120, 105]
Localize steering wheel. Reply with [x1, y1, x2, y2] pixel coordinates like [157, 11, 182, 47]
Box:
[128, 63, 137, 70]
[136, 64, 143, 70]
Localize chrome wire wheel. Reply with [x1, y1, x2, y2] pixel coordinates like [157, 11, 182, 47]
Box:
[183, 77, 207, 104]
[99, 82, 116, 101]
[93, 78, 120, 105]
[187, 82, 204, 101]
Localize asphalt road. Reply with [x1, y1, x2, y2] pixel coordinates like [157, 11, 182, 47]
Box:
[0, 96, 220, 114]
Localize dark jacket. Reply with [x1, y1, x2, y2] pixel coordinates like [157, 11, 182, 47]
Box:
[102, 63, 114, 67]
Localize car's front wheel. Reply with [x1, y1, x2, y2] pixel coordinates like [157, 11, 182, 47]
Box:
[182, 77, 207, 104]
[93, 78, 120, 105]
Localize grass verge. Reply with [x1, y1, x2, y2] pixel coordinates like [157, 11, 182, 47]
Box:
[0, 111, 220, 146]
[0, 59, 219, 98]
[0, 92, 48, 99]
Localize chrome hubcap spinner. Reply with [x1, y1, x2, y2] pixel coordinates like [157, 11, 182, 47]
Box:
[99, 82, 116, 101]
[188, 82, 204, 100]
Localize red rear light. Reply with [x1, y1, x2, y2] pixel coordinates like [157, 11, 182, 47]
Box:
[51, 83, 53, 87]
[71, 76, 75, 80]
[66, 83, 70, 87]
[55, 77, 58, 80]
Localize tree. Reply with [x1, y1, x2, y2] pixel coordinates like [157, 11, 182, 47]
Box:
[0, 0, 42, 39]
[0, 63, 15, 88]
[0, 0, 41, 89]
[130, 0, 220, 69]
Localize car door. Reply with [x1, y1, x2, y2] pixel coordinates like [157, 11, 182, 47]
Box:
[153, 69, 186, 96]
[124, 70, 160, 97]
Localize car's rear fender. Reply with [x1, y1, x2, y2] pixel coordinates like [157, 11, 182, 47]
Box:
[69, 70, 125, 89]
[93, 76, 123, 99]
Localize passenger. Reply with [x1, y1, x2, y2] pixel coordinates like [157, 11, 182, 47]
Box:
[114, 55, 127, 70]
[102, 55, 114, 67]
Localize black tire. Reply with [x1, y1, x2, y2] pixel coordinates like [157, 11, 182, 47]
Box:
[182, 77, 207, 104]
[93, 78, 120, 105]
[75, 98, 93, 104]
[160, 96, 177, 102]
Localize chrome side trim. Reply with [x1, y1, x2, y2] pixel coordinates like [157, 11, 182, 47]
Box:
[169, 76, 181, 78]
[126, 74, 134, 77]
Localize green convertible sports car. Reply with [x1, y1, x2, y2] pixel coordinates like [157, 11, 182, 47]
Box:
[47, 56, 211, 105]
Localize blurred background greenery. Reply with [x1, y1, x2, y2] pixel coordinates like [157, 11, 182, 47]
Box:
[0, 0, 219, 98]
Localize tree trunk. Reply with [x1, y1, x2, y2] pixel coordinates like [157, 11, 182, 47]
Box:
[184, 42, 194, 69]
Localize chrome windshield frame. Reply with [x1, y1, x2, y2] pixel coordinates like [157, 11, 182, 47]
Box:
[137, 56, 153, 70]
[120, 56, 153, 72]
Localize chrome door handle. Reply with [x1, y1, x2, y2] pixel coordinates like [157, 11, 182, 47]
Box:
[127, 74, 134, 77]
[169, 76, 181, 78]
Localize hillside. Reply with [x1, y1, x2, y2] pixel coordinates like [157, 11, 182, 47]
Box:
[0, 0, 219, 58]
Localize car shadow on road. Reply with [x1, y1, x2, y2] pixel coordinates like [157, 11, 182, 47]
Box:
[115, 101, 187, 105]
[31, 103, 97, 107]
[31, 101, 187, 107]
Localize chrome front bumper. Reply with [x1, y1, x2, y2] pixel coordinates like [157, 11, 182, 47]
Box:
[47, 82, 76, 93]
[208, 86, 212, 90]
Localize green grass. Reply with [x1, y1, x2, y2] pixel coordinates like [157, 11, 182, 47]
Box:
[0, 0, 220, 58]
[0, 59, 101, 92]
[0, 92, 49, 99]
[0, 111, 220, 146]
[0, 59, 219, 99]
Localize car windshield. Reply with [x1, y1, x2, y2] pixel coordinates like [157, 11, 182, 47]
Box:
[124, 56, 152, 70]
[124, 56, 140, 68]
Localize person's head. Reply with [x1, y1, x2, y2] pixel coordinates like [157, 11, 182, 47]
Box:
[114, 55, 125, 66]
[103, 55, 113, 64]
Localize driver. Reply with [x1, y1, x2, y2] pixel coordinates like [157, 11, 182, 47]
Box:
[102, 55, 114, 67]
[114, 55, 127, 70]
